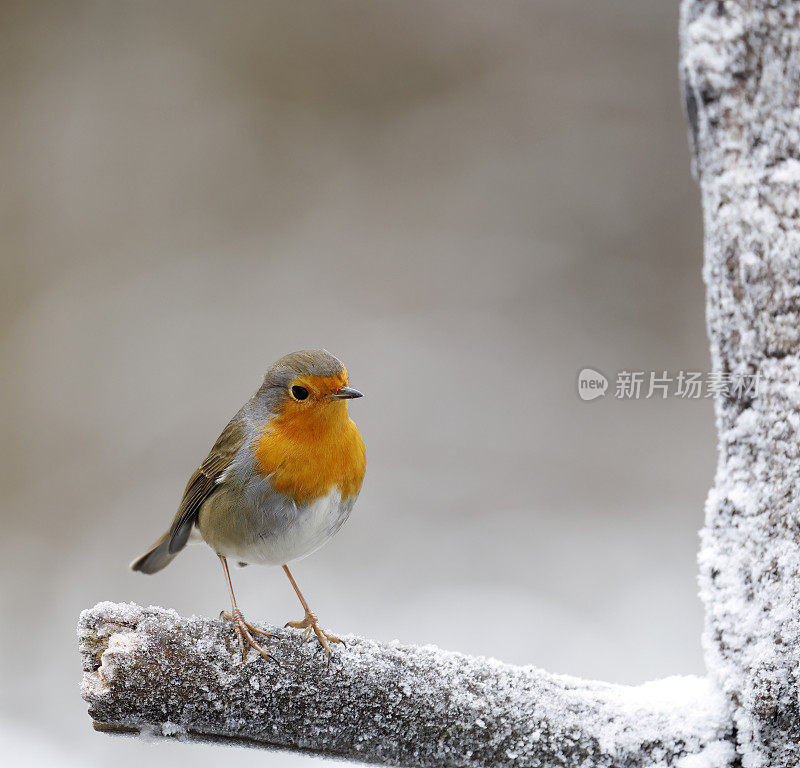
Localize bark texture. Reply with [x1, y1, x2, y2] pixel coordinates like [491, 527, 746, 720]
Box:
[681, 2, 800, 766]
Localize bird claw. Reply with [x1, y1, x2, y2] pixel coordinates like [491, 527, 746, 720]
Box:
[221, 610, 273, 638]
[285, 612, 344, 657]
[222, 608, 273, 662]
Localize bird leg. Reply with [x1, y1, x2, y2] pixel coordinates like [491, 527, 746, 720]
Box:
[282, 564, 344, 656]
[218, 554, 272, 661]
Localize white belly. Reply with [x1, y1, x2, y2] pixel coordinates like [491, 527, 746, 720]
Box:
[229, 485, 354, 566]
[196, 448, 360, 566]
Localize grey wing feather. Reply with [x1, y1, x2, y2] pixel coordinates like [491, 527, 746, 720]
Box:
[167, 412, 247, 554]
[130, 411, 247, 572]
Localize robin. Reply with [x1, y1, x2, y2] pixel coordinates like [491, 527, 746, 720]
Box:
[131, 349, 366, 660]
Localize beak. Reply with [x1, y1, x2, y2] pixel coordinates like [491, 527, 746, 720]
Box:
[331, 386, 363, 399]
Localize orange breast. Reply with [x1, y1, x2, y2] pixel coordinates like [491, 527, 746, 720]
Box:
[251, 402, 366, 505]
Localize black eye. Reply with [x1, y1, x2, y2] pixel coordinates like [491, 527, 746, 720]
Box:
[291, 385, 309, 401]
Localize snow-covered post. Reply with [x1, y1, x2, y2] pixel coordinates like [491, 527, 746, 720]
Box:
[681, 2, 800, 766]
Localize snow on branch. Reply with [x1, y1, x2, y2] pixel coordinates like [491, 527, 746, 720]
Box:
[79, 602, 733, 767]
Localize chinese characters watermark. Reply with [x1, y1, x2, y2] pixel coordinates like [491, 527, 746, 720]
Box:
[577, 368, 760, 402]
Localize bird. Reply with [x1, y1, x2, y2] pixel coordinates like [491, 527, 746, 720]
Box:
[130, 349, 366, 661]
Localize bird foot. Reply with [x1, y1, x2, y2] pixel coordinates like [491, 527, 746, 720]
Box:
[221, 608, 273, 662]
[285, 612, 344, 657]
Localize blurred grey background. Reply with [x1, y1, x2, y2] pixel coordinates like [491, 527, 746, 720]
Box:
[0, 1, 713, 766]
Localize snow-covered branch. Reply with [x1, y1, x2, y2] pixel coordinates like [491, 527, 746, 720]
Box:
[79, 602, 732, 767]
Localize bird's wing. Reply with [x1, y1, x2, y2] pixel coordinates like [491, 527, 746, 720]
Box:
[166, 410, 247, 554]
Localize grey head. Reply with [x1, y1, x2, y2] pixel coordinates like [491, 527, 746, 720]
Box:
[264, 349, 345, 389]
[250, 349, 359, 418]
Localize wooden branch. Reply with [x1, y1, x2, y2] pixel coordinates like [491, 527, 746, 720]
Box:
[79, 602, 733, 767]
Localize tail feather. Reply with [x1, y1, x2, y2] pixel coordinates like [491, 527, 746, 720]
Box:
[130, 532, 177, 574]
